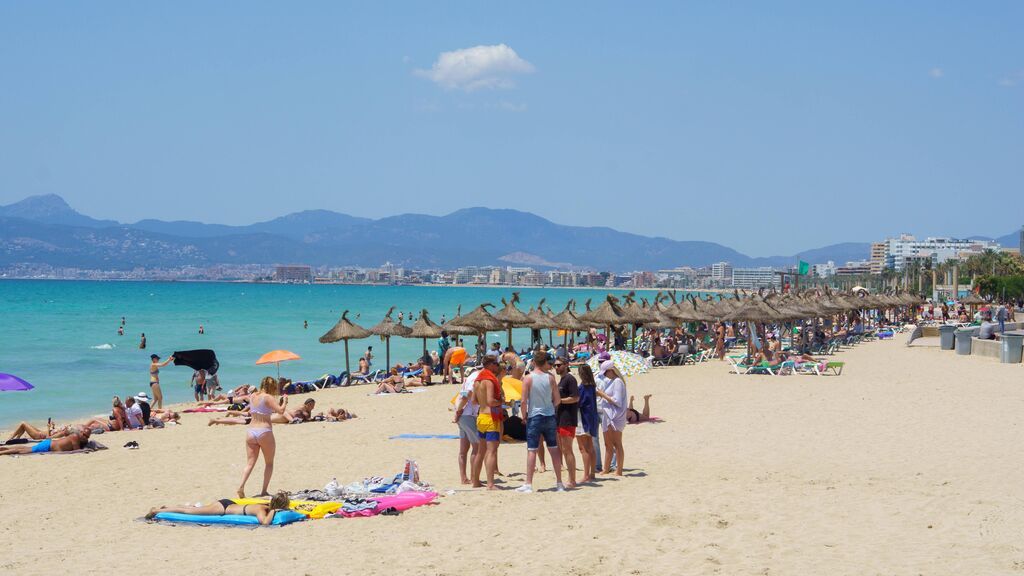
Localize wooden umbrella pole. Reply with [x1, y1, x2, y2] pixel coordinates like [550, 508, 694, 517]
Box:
[386, 337, 391, 370]
[344, 340, 350, 380]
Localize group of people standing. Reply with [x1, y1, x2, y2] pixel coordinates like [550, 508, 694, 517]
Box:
[454, 349, 631, 493]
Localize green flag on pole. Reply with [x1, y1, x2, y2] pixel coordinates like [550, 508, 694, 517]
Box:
[798, 260, 810, 276]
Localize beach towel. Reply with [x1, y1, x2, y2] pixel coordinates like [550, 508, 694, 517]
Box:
[149, 509, 306, 527]
[369, 388, 428, 396]
[326, 492, 437, 518]
[388, 434, 460, 440]
[628, 416, 664, 425]
[4, 440, 108, 456]
[172, 349, 220, 375]
[182, 406, 228, 413]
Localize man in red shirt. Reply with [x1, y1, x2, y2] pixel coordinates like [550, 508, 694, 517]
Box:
[470, 354, 505, 490]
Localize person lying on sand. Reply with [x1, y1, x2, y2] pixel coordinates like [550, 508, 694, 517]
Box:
[199, 385, 255, 406]
[310, 407, 357, 422]
[6, 419, 70, 441]
[209, 399, 316, 426]
[0, 429, 91, 455]
[145, 491, 290, 526]
[626, 395, 653, 424]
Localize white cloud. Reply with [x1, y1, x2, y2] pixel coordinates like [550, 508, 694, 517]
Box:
[999, 70, 1024, 87]
[415, 44, 534, 91]
[929, 67, 944, 79]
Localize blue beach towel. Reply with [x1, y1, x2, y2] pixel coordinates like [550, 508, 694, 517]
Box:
[388, 434, 460, 440]
[151, 510, 306, 527]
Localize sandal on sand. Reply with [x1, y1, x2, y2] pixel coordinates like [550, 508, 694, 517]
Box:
[123, 441, 139, 449]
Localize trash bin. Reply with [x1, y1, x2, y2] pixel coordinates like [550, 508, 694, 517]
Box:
[1001, 332, 1024, 364]
[939, 325, 956, 350]
[954, 330, 973, 355]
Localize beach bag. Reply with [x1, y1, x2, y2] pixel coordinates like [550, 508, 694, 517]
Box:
[401, 459, 420, 483]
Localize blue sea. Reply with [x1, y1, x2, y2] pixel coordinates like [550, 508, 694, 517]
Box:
[0, 280, 666, 427]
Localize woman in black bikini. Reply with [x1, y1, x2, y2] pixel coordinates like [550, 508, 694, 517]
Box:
[626, 394, 653, 424]
[149, 354, 174, 409]
[145, 491, 290, 526]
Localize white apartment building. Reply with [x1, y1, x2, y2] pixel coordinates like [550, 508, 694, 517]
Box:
[732, 267, 779, 289]
[711, 262, 733, 281]
[883, 234, 1000, 271]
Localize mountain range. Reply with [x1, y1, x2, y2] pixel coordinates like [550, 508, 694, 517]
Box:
[0, 194, 1018, 272]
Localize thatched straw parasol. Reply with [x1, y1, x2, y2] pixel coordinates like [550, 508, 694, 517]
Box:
[369, 306, 412, 369]
[526, 299, 560, 347]
[526, 299, 558, 330]
[551, 300, 588, 332]
[960, 292, 987, 315]
[578, 295, 626, 328]
[408, 308, 443, 359]
[441, 305, 477, 337]
[493, 292, 534, 347]
[647, 300, 681, 329]
[549, 300, 587, 350]
[450, 303, 505, 355]
[318, 310, 371, 378]
[723, 296, 787, 323]
[961, 293, 987, 305]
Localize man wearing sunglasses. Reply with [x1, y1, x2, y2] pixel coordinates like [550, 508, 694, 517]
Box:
[554, 359, 579, 488]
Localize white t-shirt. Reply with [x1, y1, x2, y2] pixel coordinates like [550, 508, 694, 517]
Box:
[126, 404, 144, 428]
[459, 371, 480, 417]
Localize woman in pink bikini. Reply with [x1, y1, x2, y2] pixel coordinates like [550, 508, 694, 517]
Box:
[238, 376, 288, 498]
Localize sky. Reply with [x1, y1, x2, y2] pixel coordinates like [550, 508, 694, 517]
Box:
[1, 1, 1021, 256]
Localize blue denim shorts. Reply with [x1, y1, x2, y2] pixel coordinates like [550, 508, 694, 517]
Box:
[526, 415, 558, 451]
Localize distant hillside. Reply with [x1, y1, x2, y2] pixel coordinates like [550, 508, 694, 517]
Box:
[4, 194, 1010, 271]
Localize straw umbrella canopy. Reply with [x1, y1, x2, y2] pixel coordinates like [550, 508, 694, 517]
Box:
[647, 301, 681, 329]
[723, 296, 788, 323]
[369, 306, 412, 369]
[441, 305, 478, 337]
[549, 300, 588, 350]
[408, 308, 443, 359]
[551, 300, 588, 332]
[493, 292, 534, 347]
[960, 292, 987, 316]
[318, 310, 371, 377]
[526, 299, 559, 330]
[961, 293, 987, 305]
[618, 294, 660, 351]
[578, 295, 627, 328]
[449, 303, 505, 356]
[528, 299, 560, 346]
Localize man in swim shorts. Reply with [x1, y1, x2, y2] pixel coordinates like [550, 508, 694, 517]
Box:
[453, 369, 481, 485]
[471, 355, 504, 490]
[0, 429, 91, 455]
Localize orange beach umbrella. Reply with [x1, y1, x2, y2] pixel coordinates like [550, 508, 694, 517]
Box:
[256, 349, 301, 378]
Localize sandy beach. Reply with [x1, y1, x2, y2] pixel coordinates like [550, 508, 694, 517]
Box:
[3, 336, 1024, 575]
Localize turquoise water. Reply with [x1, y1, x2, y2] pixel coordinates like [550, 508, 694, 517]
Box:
[0, 280, 664, 427]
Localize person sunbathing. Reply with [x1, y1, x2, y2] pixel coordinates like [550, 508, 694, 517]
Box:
[151, 410, 181, 424]
[0, 429, 91, 455]
[626, 394, 653, 424]
[375, 368, 406, 394]
[6, 419, 64, 441]
[209, 399, 315, 426]
[200, 386, 255, 406]
[145, 491, 290, 526]
[313, 407, 356, 421]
